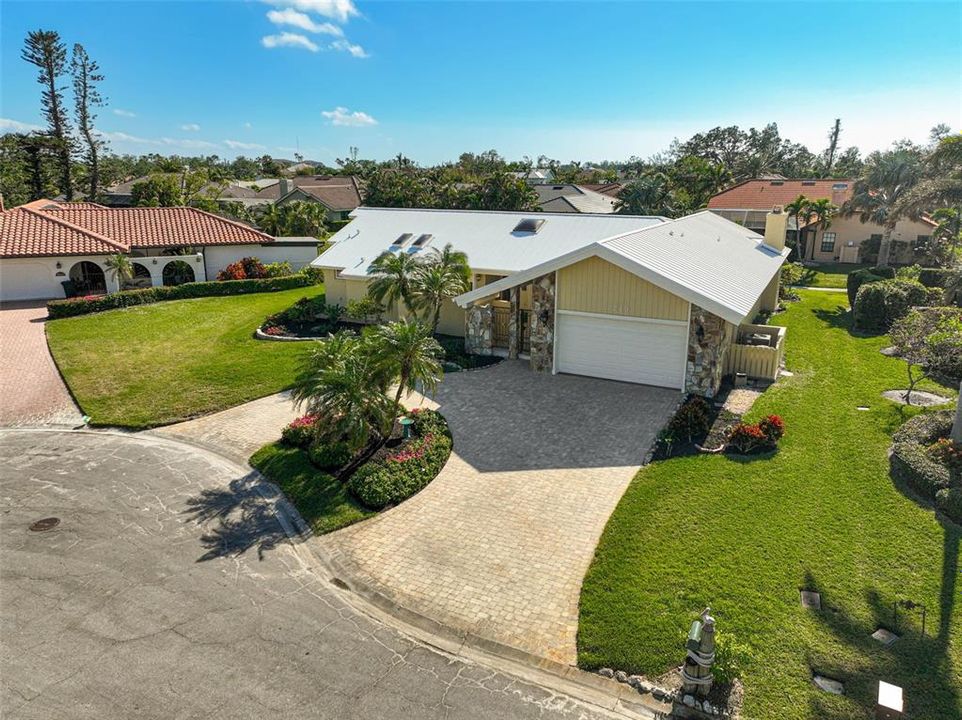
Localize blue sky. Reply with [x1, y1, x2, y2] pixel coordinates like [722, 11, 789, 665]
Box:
[2, 1, 960, 164]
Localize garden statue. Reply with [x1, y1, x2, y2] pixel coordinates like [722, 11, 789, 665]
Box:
[681, 607, 716, 697]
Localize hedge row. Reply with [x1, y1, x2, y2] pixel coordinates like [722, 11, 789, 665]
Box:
[918, 267, 954, 289]
[890, 410, 961, 524]
[348, 409, 452, 510]
[47, 272, 320, 319]
[852, 279, 941, 331]
[846, 266, 895, 307]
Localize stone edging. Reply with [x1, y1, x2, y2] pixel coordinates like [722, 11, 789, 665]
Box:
[253, 326, 326, 342]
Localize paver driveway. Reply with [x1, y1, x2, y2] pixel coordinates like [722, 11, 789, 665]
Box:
[0, 429, 635, 720]
[321, 361, 680, 665]
[0, 301, 82, 427]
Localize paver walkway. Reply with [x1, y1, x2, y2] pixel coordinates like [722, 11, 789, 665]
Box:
[0, 301, 83, 427]
[321, 361, 680, 665]
[150, 390, 300, 465]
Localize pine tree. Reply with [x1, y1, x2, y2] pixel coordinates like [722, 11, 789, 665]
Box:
[71, 43, 107, 199]
[22, 30, 74, 200]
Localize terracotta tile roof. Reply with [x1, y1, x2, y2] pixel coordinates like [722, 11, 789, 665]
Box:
[708, 179, 854, 210]
[40, 206, 274, 249]
[1, 200, 274, 257]
[0, 207, 126, 258]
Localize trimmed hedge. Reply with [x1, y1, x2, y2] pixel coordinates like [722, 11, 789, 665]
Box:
[852, 278, 941, 331]
[847, 266, 896, 307]
[890, 410, 960, 523]
[918, 267, 954, 289]
[47, 273, 319, 319]
[348, 409, 452, 510]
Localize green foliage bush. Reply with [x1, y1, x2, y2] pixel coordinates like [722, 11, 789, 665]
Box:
[263, 261, 294, 278]
[890, 411, 956, 517]
[667, 396, 712, 442]
[918, 267, 954, 289]
[308, 440, 353, 470]
[348, 409, 452, 510]
[847, 266, 896, 307]
[852, 279, 941, 331]
[47, 272, 320, 318]
[280, 414, 319, 448]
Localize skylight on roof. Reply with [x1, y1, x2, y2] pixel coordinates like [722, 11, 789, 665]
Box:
[832, 183, 848, 190]
[770, 181, 784, 186]
[390, 233, 413, 248]
[802, 181, 816, 186]
[513, 218, 545, 234]
[412, 233, 433, 247]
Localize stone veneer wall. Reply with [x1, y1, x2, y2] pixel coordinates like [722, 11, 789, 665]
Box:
[529, 272, 556, 372]
[465, 304, 493, 355]
[685, 305, 733, 397]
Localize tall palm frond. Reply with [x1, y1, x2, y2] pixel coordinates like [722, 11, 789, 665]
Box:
[367, 250, 423, 314]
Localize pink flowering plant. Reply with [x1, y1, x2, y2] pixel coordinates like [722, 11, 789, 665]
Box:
[281, 413, 320, 448]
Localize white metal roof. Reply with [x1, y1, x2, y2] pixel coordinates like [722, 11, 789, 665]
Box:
[311, 207, 666, 278]
[455, 211, 789, 325]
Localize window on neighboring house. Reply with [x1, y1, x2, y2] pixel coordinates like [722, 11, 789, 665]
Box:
[870, 233, 883, 241]
[917, 234, 931, 247]
[820, 232, 837, 253]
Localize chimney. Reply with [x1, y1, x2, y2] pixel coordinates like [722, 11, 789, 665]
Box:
[279, 178, 293, 196]
[764, 205, 788, 251]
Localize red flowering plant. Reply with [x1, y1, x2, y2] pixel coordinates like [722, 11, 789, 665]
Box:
[386, 434, 434, 464]
[263, 326, 286, 336]
[727, 415, 785, 455]
[928, 437, 962, 471]
[281, 414, 320, 448]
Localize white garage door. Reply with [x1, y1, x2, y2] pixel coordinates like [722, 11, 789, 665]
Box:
[555, 311, 688, 389]
[0, 261, 62, 302]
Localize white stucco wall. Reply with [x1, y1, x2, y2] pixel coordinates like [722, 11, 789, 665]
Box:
[203, 243, 321, 278]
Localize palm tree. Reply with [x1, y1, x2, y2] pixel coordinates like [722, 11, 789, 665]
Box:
[894, 134, 962, 229]
[369, 319, 443, 420]
[844, 149, 923, 268]
[256, 204, 283, 235]
[104, 253, 133, 290]
[290, 333, 393, 452]
[784, 195, 812, 258]
[806, 198, 838, 259]
[413, 243, 471, 333]
[367, 250, 423, 315]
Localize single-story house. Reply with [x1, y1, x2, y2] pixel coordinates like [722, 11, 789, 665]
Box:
[534, 185, 619, 214]
[0, 199, 318, 301]
[313, 206, 789, 396]
[275, 176, 363, 221]
[707, 179, 937, 264]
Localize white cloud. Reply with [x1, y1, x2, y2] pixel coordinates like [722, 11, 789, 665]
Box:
[266, 8, 343, 35]
[162, 137, 220, 150]
[322, 106, 377, 127]
[96, 130, 160, 145]
[244, 122, 253, 129]
[329, 39, 368, 58]
[225, 139, 267, 150]
[264, 0, 358, 24]
[0, 117, 43, 133]
[261, 32, 319, 52]
[95, 130, 220, 151]
[112, 108, 137, 118]
[180, 123, 201, 132]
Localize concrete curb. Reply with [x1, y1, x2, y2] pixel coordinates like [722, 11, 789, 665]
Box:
[3, 426, 668, 720]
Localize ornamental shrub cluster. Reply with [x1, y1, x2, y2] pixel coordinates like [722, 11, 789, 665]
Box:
[890, 410, 960, 523]
[847, 266, 895, 307]
[47, 272, 320, 319]
[667, 396, 712, 443]
[281, 414, 319, 448]
[348, 408, 452, 510]
[216, 256, 268, 281]
[727, 415, 785, 455]
[853, 279, 941, 331]
[308, 441, 353, 470]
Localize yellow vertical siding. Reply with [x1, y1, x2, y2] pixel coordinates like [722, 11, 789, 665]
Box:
[557, 256, 688, 321]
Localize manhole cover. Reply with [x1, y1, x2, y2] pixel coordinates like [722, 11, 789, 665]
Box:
[29, 517, 60, 532]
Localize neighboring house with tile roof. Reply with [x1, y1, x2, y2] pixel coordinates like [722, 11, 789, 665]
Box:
[0, 200, 320, 301]
[533, 185, 618, 214]
[708, 178, 937, 264]
[312, 206, 790, 395]
[275, 176, 363, 220]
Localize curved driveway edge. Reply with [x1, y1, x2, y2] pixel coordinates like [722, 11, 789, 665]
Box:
[320, 361, 680, 666]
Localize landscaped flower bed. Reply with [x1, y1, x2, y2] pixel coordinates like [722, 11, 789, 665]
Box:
[890, 409, 961, 523]
[251, 407, 453, 533]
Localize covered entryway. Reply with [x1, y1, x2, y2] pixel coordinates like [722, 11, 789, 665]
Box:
[555, 311, 687, 389]
[68, 260, 106, 295]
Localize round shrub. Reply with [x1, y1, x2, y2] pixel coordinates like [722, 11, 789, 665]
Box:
[918, 267, 953, 289]
[668, 396, 712, 442]
[853, 279, 941, 331]
[936, 487, 962, 522]
[847, 266, 895, 307]
[890, 411, 956, 517]
[727, 415, 785, 455]
[308, 441, 353, 470]
[281, 414, 318, 448]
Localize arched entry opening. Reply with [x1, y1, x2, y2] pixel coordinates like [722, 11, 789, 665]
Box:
[162, 260, 195, 286]
[123, 262, 153, 290]
[68, 261, 106, 295]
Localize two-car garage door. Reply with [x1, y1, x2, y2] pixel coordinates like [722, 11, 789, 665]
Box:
[555, 311, 688, 389]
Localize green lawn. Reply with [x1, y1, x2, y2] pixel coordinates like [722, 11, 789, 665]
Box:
[250, 443, 374, 534]
[578, 290, 960, 719]
[46, 285, 324, 428]
[796, 263, 868, 288]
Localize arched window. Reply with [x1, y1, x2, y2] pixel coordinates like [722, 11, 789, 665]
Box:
[123, 263, 153, 290]
[162, 260, 195, 286]
[68, 261, 106, 295]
